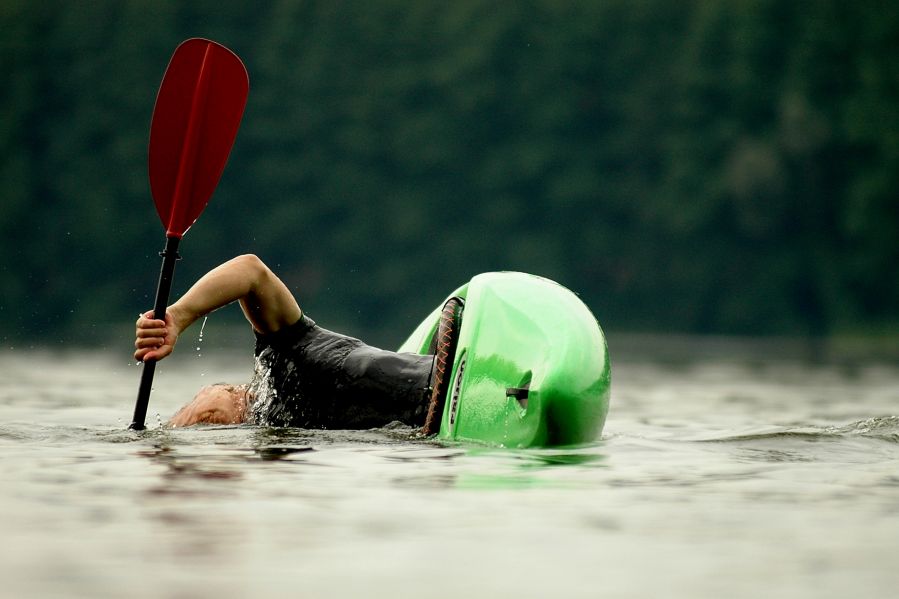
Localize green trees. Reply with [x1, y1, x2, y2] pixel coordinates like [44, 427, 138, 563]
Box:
[1, 1, 896, 347]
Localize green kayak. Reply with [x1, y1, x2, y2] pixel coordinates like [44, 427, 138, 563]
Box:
[399, 272, 611, 448]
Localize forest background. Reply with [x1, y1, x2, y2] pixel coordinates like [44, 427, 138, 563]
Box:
[2, 1, 897, 352]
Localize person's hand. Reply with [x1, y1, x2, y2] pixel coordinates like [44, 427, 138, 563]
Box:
[134, 308, 183, 362]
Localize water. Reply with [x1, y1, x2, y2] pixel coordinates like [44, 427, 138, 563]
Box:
[1, 344, 898, 598]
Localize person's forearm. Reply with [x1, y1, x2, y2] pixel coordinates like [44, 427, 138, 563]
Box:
[169, 255, 264, 331]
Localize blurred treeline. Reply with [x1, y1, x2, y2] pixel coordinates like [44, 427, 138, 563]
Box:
[2, 0, 898, 348]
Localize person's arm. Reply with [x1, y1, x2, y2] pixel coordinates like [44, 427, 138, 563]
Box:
[134, 254, 302, 362]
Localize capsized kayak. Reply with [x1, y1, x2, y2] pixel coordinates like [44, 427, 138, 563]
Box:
[399, 272, 611, 448]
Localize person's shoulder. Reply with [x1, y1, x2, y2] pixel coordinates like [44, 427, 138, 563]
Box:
[255, 314, 316, 347]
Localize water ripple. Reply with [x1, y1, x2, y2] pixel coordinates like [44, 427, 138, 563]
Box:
[683, 416, 899, 444]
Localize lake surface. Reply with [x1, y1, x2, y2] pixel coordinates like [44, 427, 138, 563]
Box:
[1, 340, 898, 598]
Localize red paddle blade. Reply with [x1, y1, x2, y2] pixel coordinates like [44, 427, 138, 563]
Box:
[149, 38, 249, 238]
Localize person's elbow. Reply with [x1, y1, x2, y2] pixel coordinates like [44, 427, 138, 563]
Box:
[233, 254, 271, 285]
[234, 253, 266, 273]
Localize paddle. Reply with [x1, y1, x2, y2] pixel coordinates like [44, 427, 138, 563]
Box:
[129, 38, 249, 430]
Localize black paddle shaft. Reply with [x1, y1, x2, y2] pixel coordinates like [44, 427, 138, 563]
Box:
[129, 235, 181, 430]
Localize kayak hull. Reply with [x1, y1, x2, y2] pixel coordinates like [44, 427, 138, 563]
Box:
[399, 272, 611, 448]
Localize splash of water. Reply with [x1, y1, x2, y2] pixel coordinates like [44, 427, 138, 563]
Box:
[247, 354, 276, 424]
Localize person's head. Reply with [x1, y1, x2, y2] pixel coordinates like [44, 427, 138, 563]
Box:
[168, 384, 249, 427]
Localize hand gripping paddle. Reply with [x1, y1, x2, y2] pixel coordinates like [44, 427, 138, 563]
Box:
[129, 39, 249, 430]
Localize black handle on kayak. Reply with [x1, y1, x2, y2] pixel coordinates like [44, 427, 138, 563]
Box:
[129, 235, 181, 430]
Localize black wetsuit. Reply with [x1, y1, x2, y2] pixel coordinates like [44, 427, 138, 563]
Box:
[247, 315, 433, 429]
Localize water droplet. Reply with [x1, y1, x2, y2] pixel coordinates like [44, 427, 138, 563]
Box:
[196, 316, 208, 358]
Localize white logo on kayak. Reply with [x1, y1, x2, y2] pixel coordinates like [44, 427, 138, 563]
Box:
[448, 356, 465, 431]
